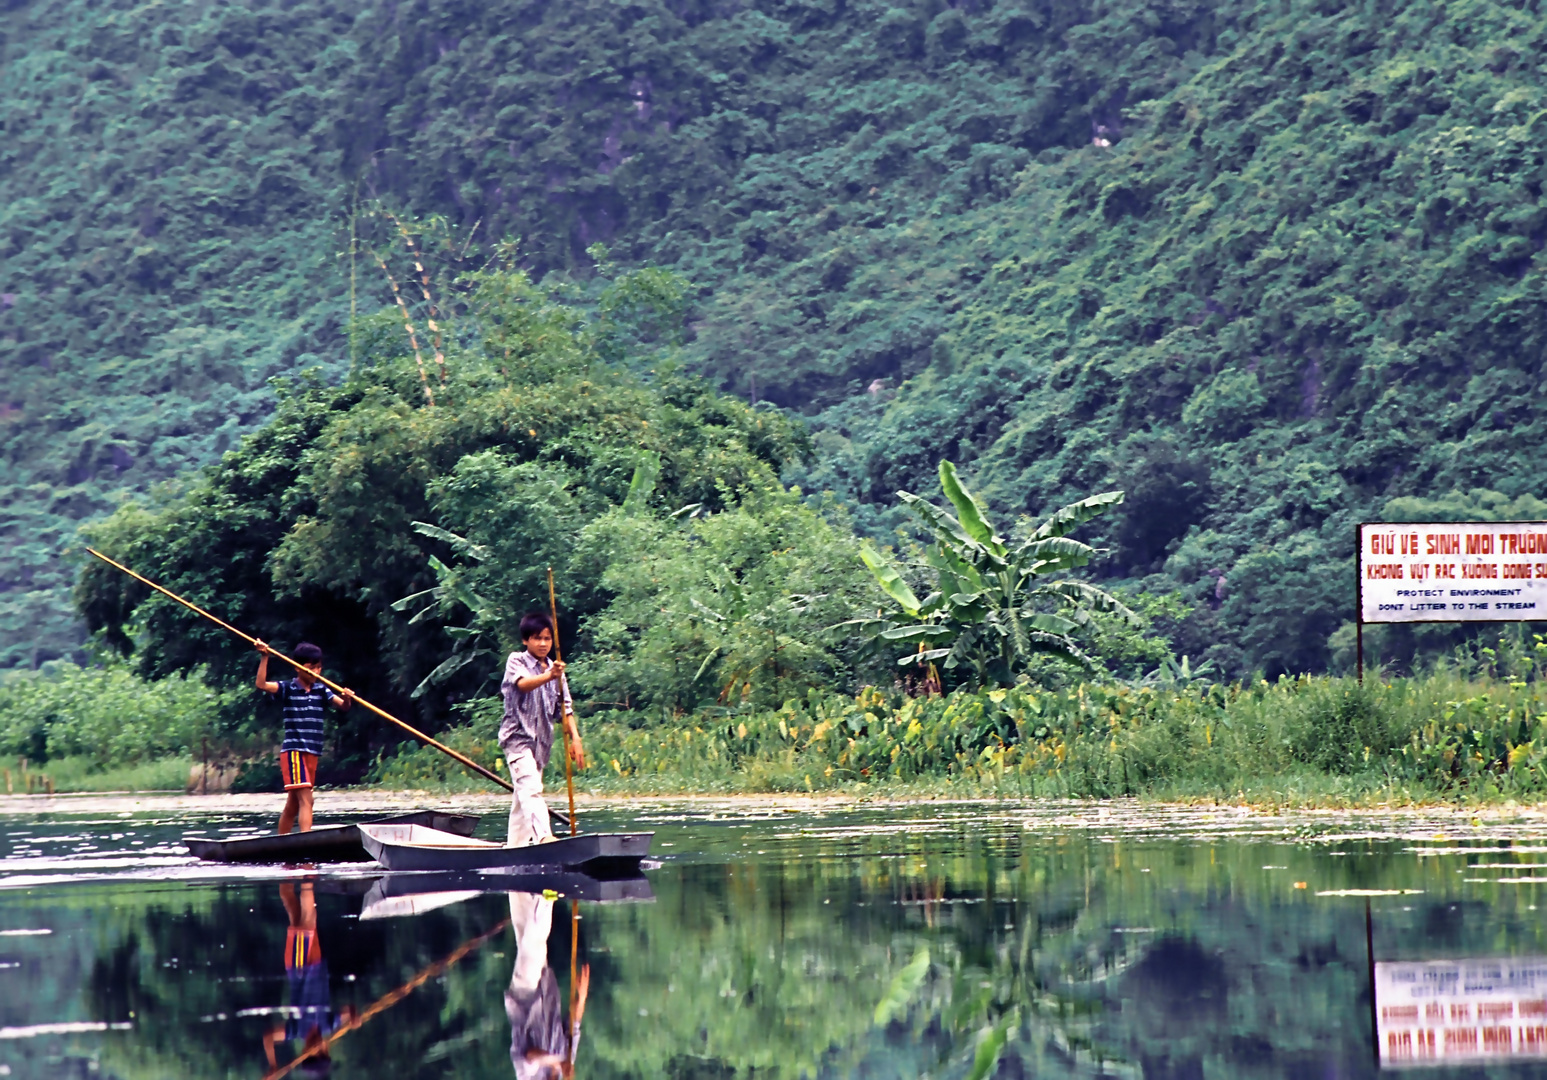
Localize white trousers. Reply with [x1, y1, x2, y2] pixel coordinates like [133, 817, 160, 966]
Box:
[505, 747, 553, 847]
[507, 890, 553, 994]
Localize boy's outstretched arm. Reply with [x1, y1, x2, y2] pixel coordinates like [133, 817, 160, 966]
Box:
[330, 687, 354, 710]
[254, 640, 280, 694]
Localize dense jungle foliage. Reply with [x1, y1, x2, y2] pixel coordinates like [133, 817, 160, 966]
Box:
[4, 0, 1546, 691]
[66, 250, 900, 779]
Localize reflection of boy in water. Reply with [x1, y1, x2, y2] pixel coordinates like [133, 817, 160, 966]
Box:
[263, 881, 357, 1075]
[506, 891, 589, 1080]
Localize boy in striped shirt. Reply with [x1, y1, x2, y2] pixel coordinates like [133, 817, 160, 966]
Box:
[255, 640, 353, 834]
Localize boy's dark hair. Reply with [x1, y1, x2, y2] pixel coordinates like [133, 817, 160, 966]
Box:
[518, 613, 553, 641]
[293, 642, 324, 664]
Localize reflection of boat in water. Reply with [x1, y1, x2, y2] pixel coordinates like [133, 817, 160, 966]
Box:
[358, 823, 652, 876]
[1375, 956, 1547, 1068]
[266, 878, 606, 1080]
[185, 811, 480, 863]
[359, 870, 654, 920]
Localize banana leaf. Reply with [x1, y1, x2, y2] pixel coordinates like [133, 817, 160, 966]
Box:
[873, 947, 930, 1026]
[622, 451, 661, 517]
[859, 544, 922, 616]
[896, 491, 977, 552]
[409, 647, 492, 699]
[938, 461, 1005, 556]
[411, 520, 490, 561]
[926, 542, 989, 594]
[879, 623, 953, 641]
[1035, 580, 1138, 622]
[1026, 490, 1124, 541]
[965, 1009, 1018, 1080]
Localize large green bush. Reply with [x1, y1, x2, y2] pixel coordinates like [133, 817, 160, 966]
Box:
[73, 254, 883, 767]
[0, 663, 241, 769]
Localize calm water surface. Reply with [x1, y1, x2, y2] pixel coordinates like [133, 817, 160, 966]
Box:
[2, 800, 1547, 1078]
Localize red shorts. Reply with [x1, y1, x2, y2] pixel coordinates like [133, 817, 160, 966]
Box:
[285, 927, 322, 970]
[280, 750, 318, 791]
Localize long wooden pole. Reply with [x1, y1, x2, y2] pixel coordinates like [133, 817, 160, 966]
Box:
[568, 896, 582, 1071]
[264, 916, 511, 1080]
[85, 548, 512, 793]
[547, 566, 579, 835]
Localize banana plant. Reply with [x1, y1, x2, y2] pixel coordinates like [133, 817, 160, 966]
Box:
[855, 461, 1134, 687]
[391, 522, 501, 699]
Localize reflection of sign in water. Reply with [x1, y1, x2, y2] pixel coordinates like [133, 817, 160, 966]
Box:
[1359, 522, 1547, 623]
[1375, 958, 1547, 1068]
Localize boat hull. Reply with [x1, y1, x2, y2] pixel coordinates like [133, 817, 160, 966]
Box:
[185, 811, 480, 863]
[358, 823, 653, 875]
[359, 869, 654, 919]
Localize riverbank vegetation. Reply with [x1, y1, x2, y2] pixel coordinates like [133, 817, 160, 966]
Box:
[5, 643, 1545, 803]
[18, 214, 1546, 802]
[373, 650, 1547, 807]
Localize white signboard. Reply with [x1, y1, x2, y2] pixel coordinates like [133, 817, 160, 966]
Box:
[1376, 957, 1547, 1068]
[1359, 522, 1547, 624]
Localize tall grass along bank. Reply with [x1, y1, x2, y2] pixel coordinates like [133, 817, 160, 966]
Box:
[372, 672, 1547, 806]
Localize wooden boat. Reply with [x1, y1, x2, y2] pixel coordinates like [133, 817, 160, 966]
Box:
[358, 823, 653, 876]
[358, 869, 654, 919]
[184, 811, 480, 863]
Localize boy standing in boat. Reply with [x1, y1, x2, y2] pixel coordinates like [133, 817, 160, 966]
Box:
[500, 613, 585, 846]
[255, 640, 353, 834]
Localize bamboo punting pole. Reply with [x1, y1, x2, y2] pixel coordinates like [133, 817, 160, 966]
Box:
[85, 548, 512, 793]
[568, 896, 583, 1073]
[547, 567, 579, 836]
[264, 916, 512, 1080]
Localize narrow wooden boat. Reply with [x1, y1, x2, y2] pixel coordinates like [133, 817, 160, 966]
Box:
[358, 823, 653, 876]
[358, 869, 654, 919]
[184, 811, 480, 863]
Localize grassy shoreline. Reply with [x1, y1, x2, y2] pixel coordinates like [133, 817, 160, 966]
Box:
[371, 671, 1547, 809]
[11, 668, 1547, 809]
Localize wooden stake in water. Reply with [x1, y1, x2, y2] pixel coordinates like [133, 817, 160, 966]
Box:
[548, 566, 579, 836]
[85, 548, 512, 793]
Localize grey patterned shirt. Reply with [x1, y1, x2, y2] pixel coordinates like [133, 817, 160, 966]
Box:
[499, 650, 572, 770]
[506, 966, 575, 1079]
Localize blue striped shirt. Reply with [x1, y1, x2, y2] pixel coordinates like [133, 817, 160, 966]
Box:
[276, 678, 332, 755]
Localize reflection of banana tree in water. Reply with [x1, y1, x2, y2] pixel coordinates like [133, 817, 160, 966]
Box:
[858, 871, 1152, 1080]
[866, 939, 1140, 1080]
[506, 891, 589, 1080]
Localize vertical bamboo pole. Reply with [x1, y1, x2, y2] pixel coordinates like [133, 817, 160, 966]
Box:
[548, 567, 579, 835]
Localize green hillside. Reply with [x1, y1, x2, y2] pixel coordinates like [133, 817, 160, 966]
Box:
[3, 0, 1544, 675]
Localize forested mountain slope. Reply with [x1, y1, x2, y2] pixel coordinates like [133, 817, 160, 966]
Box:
[809, 0, 1547, 674]
[0, 1, 357, 665]
[3, 0, 1544, 675]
